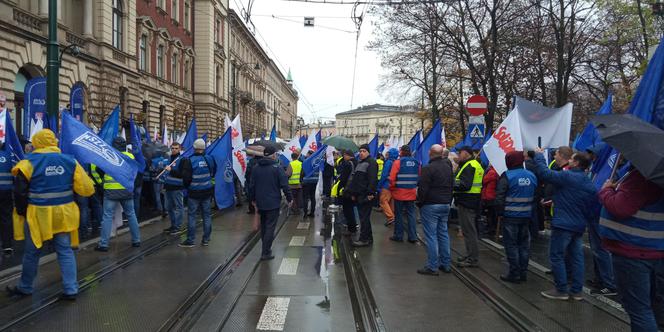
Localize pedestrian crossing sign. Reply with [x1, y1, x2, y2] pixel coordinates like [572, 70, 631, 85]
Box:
[469, 124, 484, 138]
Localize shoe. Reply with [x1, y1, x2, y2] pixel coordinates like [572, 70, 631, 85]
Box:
[163, 227, 174, 233]
[408, 239, 418, 244]
[456, 256, 469, 263]
[94, 245, 109, 252]
[384, 220, 394, 227]
[59, 293, 77, 301]
[201, 241, 209, 246]
[439, 266, 452, 273]
[389, 236, 403, 242]
[3, 248, 14, 256]
[352, 240, 372, 247]
[260, 255, 275, 261]
[570, 292, 584, 301]
[132, 242, 140, 248]
[540, 289, 570, 300]
[169, 229, 181, 235]
[5, 286, 30, 297]
[456, 260, 479, 268]
[520, 274, 528, 282]
[179, 240, 195, 248]
[589, 288, 618, 296]
[500, 275, 522, 284]
[417, 267, 439, 276]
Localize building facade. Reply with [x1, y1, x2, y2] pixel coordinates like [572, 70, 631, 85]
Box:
[301, 121, 335, 136]
[335, 104, 420, 144]
[0, 0, 295, 141]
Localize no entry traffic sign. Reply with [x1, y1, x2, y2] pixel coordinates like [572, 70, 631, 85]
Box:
[466, 95, 488, 116]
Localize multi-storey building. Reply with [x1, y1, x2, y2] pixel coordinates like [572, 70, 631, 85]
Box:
[335, 104, 420, 144]
[0, 0, 295, 141]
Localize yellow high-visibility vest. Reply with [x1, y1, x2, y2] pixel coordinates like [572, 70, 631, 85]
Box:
[289, 160, 302, 185]
[103, 152, 134, 190]
[377, 158, 384, 181]
[454, 159, 484, 194]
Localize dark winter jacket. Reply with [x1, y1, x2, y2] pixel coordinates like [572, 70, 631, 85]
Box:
[532, 153, 596, 233]
[248, 158, 292, 211]
[345, 156, 378, 200]
[454, 159, 481, 210]
[338, 158, 357, 192]
[181, 152, 216, 199]
[417, 156, 454, 205]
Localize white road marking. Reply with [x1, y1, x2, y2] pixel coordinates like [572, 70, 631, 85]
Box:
[256, 297, 290, 331]
[289, 236, 305, 246]
[277, 258, 299, 275]
[297, 222, 310, 230]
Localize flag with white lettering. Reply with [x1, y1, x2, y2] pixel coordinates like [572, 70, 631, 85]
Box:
[482, 109, 523, 174]
[228, 115, 247, 186]
[2, 110, 24, 163]
[207, 127, 235, 209]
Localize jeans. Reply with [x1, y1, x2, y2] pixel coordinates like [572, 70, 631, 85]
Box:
[134, 185, 142, 219]
[187, 197, 212, 242]
[394, 200, 417, 241]
[502, 219, 530, 279]
[100, 198, 141, 248]
[259, 208, 280, 257]
[613, 255, 664, 332]
[153, 182, 164, 211]
[358, 200, 373, 242]
[420, 204, 451, 270]
[588, 220, 616, 290]
[303, 183, 316, 215]
[90, 190, 103, 230]
[76, 195, 90, 236]
[165, 190, 184, 229]
[0, 190, 13, 249]
[458, 205, 479, 262]
[19, 224, 77, 295]
[550, 228, 584, 294]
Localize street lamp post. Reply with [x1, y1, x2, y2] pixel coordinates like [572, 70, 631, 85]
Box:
[46, 0, 59, 118]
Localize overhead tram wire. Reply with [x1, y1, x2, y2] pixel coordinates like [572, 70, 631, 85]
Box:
[266, 15, 356, 34]
[277, 0, 452, 4]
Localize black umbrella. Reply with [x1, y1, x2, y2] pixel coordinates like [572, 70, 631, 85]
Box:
[249, 139, 284, 151]
[592, 114, 664, 187]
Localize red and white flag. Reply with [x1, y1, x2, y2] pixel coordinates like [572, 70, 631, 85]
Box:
[282, 135, 301, 162]
[300, 130, 318, 156]
[228, 115, 247, 185]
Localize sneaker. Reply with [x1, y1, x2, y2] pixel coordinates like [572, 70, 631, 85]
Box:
[570, 292, 584, 301]
[417, 267, 439, 276]
[389, 236, 403, 242]
[408, 239, 419, 244]
[131, 242, 141, 248]
[589, 288, 618, 296]
[201, 240, 210, 246]
[59, 293, 77, 301]
[456, 256, 469, 263]
[500, 275, 521, 284]
[439, 266, 452, 273]
[540, 289, 570, 300]
[94, 245, 109, 252]
[163, 226, 174, 233]
[3, 248, 14, 256]
[5, 286, 30, 297]
[169, 229, 181, 235]
[456, 260, 478, 268]
[178, 240, 195, 248]
[260, 255, 275, 261]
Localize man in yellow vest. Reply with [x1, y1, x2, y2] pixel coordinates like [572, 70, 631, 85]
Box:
[6, 129, 94, 300]
[286, 152, 303, 215]
[454, 146, 484, 268]
[94, 137, 142, 252]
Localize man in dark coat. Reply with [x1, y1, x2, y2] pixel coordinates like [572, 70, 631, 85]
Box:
[344, 144, 378, 247]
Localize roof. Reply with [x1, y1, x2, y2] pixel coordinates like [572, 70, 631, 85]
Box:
[336, 104, 416, 117]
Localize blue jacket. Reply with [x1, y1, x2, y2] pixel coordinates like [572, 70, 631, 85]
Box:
[0, 149, 13, 191]
[378, 148, 399, 190]
[248, 158, 293, 211]
[533, 153, 597, 233]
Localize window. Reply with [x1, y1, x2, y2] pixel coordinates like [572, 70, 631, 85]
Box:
[157, 45, 164, 78]
[112, 0, 123, 50]
[171, 0, 178, 21]
[214, 16, 221, 44]
[184, 1, 191, 30]
[139, 35, 147, 71]
[171, 53, 178, 84]
[157, 0, 165, 9]
[184, 59, 190, 89]
[216, 65, 222, 96]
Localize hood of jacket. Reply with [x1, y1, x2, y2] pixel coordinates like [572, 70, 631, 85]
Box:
[387, 148, 399, 161]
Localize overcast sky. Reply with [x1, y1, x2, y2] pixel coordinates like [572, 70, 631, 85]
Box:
[229, 0, 391, 124]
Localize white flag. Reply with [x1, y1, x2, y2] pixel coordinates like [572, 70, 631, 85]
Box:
[162, 124, 169, 145]
[300, 130, 318, 156]
[229, 115, 247, 185]
[513, 97, 572, 150]
[29, 119, 43, 142]
[120, 127, 126, 140]
[441, 123, 447, 149]
[282, 136, 301, 162]
[482, 107, 524, 174]
[153, 124, 158, 141]
[326, 146, 337, 166]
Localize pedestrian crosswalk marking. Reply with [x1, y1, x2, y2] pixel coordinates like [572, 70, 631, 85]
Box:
[289, 236, 306, 246]
[277, 258, 299, 275]
[297, 222, 310, 230]
[256, 297, 290, 331]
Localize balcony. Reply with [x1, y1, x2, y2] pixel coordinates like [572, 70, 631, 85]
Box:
[13, 8, 42, 32]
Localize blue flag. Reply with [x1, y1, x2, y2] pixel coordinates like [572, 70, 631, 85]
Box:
[181, 133, 207, 158]
[260, 133, 265, 140]
[129, 115, 146, 171]
[299, 135, 307, 149]
[4, 111, 25, 163]
[574, 93, 612, 152]
[70, 82, 85, 122]
[205, 136, 221, 155]
[368, 134, 379, 159]
[99, 105, 120, 145]
[302, 144, 327, 181]
[61, 112, 139, 191]
[144, 126, 152, 143]
[207, 128, 235, 209]
[377, 143, 385, 156]
[269, 125, 277, 141]
[24, 77, 46, 138]
[407, 130, 421, 153]
[315, 130, 322, 149]
[415, 119, 442, 166]
[181, 118, 198, 152]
